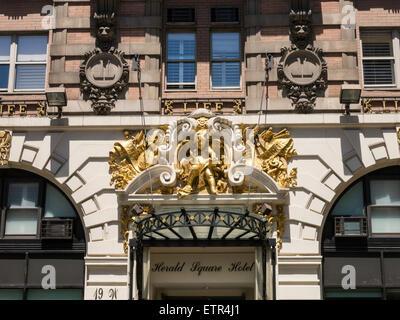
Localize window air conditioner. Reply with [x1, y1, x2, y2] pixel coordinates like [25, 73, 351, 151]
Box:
[41, 218, 73, 239]
[334, 216, 368, 237]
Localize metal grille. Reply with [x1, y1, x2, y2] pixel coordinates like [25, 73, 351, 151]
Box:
[362, 43, 392, 57]
[363, 60, 394, 85]
[335, 217, 368, 237]
[167, 8, 195, 23]
[135, 208, 270, 241]
[211, 8, 239, 23]
[41, 219, 73, 239]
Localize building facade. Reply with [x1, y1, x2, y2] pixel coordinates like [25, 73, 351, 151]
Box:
[0, 0, 400, 300]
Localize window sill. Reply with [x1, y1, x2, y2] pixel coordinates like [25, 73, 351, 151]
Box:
[0, 91, 46, 95]
[210, 88, 242, 92]
[363, 86, 399, 91]
[164, 89, 197, 92]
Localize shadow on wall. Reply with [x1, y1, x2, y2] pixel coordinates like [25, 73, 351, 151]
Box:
[356, 0, 400, 13]
[3, 0, 52, 19]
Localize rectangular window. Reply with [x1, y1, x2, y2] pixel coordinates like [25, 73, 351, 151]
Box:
[0, 35, 48, 92]
[211, 33, 240, 89]
[4, 182, 40, 236]
[370, 207, 400, 234]
[368, 179, 400, 236]
[361, 30, 396, 87]
[166, 33, 196, 90]
[0, 36, 11, 90]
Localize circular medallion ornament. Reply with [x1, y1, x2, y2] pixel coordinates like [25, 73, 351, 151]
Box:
[85, 52, 123, 88]
[277, 46, 327, 114]
[282, 50, 322, 86]
[80, 48, 129, 115]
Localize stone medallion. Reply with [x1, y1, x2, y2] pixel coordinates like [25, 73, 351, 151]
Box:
[282, 50, 322, 86]
[85, 52, 124, 88]
[80, 48, 129, 115]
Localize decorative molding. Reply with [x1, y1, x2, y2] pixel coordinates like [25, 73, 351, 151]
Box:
[109, 130, 154, 190]
[109, 111, 298, 197]
[80, 48, 129, 115]
[254, 126, 297, 188]
[252, 203, 286, 251]
[277, 8, 328, 113]
[0, 130, 11, 166]
[80, 1, 130, 115]
[120, 204, 153, 254]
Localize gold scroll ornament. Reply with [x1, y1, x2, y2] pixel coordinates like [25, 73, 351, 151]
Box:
[109, 130, 156, 190]
[0, 130, 11, 166]
[254, 126, 297, 188]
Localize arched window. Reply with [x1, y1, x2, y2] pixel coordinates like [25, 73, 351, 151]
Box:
[0, 169, 86, 300]
[322, 166, 400, 300]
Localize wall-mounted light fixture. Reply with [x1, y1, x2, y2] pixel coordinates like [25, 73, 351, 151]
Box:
[340, 84, 361, 115]
[45, 87, 67, 119]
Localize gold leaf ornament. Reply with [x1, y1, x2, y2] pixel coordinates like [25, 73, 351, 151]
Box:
[254, 126, 297, 188]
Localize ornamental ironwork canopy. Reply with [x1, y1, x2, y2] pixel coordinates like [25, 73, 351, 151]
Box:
[134, 207, 271, 242]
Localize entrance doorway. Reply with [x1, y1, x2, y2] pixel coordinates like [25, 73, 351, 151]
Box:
[148, 247, 256, 300]
[129, 207, 277, 300]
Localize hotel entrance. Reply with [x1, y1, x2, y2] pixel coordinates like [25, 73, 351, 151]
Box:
[128, 207, 277, 300]
[149, 247, 256, 300]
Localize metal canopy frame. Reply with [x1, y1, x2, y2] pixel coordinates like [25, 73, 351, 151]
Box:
[129, 207, 277, 300]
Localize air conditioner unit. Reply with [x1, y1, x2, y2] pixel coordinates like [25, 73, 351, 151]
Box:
[41, 219, 73, 239]
[335, 216, 368, 237]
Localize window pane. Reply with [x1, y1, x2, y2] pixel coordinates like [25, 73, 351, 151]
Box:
[5, 209, 38, 235]
[17, 36, 48, 62]
[212, 33, 239, 59]
[0, 65, 9, 89]
[27, 289, 83, 300]
[363, 60, 394, 85]
[370, 207, 400, 233]
[331, 181, 364, 216]
[8, 182, 39, 207]
[211, 62, 240, 87]
[44, 183, 76, 218]
[343, 220, 362, 235]
[15, 65, 46, 90]
[167, 34, 195, 60]
[370, 180, 400, 205]
[167, 62, 195, 83]
[0, 36, 11, 62]
[0, 289, 23, 300]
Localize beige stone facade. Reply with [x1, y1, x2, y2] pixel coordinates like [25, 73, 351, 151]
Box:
[1, 0, 400, 300]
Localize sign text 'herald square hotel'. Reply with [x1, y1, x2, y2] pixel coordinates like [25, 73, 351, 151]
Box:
[0, 0, 400, 300]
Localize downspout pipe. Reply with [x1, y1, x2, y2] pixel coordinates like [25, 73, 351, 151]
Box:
[129, 239, 136, 300]
[268, 238, 277, 300]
